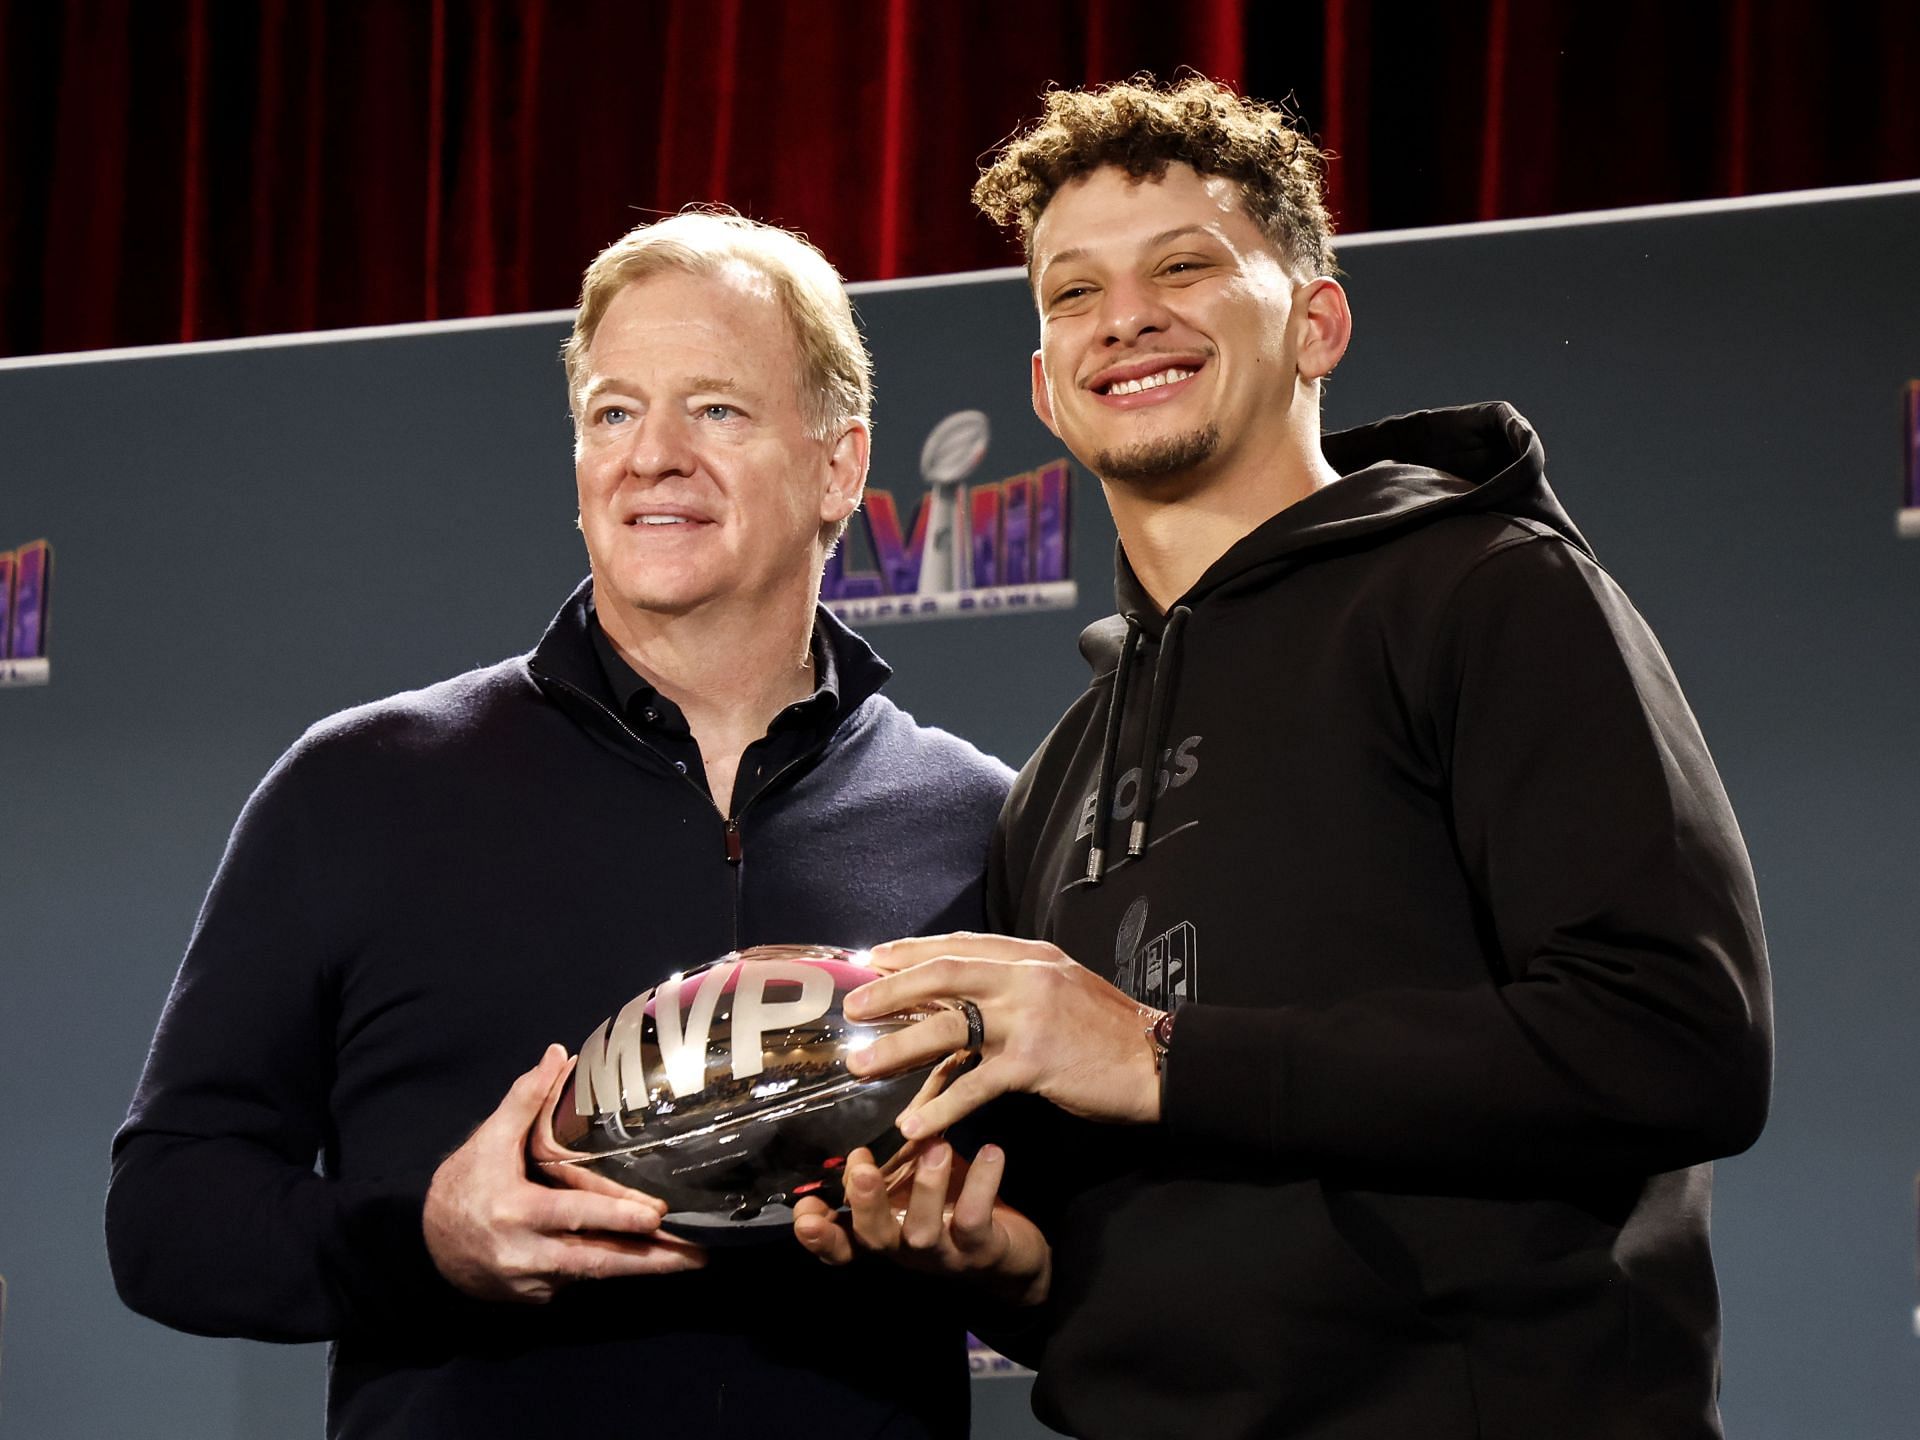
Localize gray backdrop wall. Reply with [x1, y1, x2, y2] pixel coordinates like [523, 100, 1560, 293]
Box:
[2, 182, 1917, 1438]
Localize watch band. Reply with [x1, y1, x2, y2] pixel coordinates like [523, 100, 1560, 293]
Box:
[1141, 1004, 1174, 1074]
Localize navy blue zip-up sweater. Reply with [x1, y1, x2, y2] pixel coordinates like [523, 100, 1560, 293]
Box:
[990, 404, 1771, 1439]
[107, 580, 1012, 1440]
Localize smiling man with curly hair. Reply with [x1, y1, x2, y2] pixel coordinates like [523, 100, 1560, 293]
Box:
[806, 74, 1772, 1440]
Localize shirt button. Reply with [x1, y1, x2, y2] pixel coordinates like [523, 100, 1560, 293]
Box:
[642, 707, 659, 723]
[673, 760, 688, 773]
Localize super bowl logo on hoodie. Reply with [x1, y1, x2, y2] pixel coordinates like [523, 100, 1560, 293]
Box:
[822, 410, 1077, 625]
[0, 539, 52, 688]
[1113, 896, 1197, 1007]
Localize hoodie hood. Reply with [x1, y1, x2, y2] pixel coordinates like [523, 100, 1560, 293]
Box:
[1076, 402, 1584, 883]
[1093, 401, 1588, 658]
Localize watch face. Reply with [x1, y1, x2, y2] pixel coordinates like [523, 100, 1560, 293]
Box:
[1152, 1008, 1176, 1049]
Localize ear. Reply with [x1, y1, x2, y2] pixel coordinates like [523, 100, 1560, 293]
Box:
[1030, 349, 1060, 437]
[1294, 277, 1353, 382]
[819, 418, 870, 525]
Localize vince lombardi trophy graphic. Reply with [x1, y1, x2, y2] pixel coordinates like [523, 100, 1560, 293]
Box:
[915, 410, 991, 595]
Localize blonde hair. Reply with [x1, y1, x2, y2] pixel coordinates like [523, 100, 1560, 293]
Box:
[563, 210, 872, 441]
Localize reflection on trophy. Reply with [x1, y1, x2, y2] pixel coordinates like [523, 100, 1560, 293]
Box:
[530, 945, 957, 1241]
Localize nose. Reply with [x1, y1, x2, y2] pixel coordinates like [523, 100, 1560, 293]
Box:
[622, 406, 696, 480]
[1097, 275, 1171, 348]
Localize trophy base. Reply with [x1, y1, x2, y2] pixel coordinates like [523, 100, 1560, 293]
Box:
[658, 1202, 816, 1246]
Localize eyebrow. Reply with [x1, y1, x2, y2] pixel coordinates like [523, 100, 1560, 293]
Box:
[579, 374, 749, 406]
[1038, 225, 1220, 284]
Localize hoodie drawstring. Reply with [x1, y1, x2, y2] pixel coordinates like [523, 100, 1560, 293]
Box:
[1085, 617, 1142, 885]
[1086, 605, 1190, 884]
[1128, 604, 1189, 859]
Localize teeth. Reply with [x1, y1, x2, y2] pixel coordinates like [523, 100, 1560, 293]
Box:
[638, 515, 689, 525]
[1107, 367, 1194, 397]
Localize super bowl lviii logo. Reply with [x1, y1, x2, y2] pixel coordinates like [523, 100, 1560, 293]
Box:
[823, 410, 1076, 624]
[0, 539, 53, 687]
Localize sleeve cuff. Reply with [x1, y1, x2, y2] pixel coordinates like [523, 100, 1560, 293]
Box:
[1159, 1002, 1295, 1154]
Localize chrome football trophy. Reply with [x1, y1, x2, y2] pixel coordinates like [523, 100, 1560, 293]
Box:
[530, 945, 954, 1240]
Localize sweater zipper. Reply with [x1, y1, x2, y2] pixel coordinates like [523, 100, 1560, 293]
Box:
[722, 740, 829, 864]
[533, 669, 746, 937]
[534, 664, 837, 940]
[717, 743, 830, 951]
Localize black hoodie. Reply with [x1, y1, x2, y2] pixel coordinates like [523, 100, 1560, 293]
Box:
[989, 404, 1771, 1440]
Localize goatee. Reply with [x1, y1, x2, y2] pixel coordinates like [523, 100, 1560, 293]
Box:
[1094, 424, 1221, 484]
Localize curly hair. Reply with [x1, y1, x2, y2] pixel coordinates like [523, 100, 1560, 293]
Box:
[973, 74, 1334, 279]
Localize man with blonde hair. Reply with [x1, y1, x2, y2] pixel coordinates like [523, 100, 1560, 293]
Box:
[108, 211, 1010, 1439]
[816, 76, 1771, 1439]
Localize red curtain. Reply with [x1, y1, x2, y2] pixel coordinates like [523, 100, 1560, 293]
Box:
[2, 0, 1915, 359]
